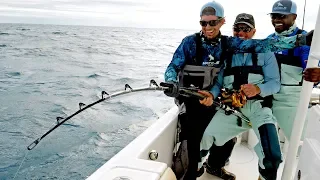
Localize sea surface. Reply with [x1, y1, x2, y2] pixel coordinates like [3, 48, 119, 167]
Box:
[0, 23, 197, 179]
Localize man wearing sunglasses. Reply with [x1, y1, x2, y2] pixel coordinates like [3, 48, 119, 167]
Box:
[199, 13, 282, 180]
[267, 0, 313, 150]
[198, 13, 258, 180]
[161, 1, 313, 180]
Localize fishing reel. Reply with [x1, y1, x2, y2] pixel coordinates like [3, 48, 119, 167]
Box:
[219, 88, 247, 108]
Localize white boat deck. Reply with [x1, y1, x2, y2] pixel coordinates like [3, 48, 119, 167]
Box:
[197, 142, 297, 180]
[87, 104, 319, 180]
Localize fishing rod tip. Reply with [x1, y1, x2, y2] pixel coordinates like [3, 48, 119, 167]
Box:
[27, 138, 40, 150]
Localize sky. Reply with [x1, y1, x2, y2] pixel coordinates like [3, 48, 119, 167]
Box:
[0, 0, 319, 36]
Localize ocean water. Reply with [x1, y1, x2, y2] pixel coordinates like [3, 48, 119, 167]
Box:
[0, 23, 195, 179]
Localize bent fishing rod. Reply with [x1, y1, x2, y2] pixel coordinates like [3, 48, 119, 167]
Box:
[27, 80, 167, 150]
[27, 80, 250, 150]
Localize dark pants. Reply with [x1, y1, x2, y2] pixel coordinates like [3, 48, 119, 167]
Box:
[179, 98, 235, 180]
[207, 137, 236, 169]
[203, 124, 282, 180]
[258, 124, 282, 180]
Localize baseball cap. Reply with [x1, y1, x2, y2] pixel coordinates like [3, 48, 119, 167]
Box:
[234, 13, 255, 28]
[270, 0, 297, 15]
[200, 1, 224, 17]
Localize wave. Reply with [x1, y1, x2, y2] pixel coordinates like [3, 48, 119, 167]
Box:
[39, 153, 67, 166]
[52, 31, 67, 35]
[87, 73, 102, 79]
[6, 72, 21, 77]
[0, 32, 10, 35]
[61, 47, 72, 51]
[0, 163, 18, 173]
[17, 28, 30, 31]
[61, 123, 83, 128]
[2, 131, 24, 137]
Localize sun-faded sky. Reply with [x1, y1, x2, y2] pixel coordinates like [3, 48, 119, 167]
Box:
[0, 0, 319, 37]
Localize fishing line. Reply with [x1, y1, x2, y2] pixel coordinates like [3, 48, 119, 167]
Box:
[12, 150, 30, 180]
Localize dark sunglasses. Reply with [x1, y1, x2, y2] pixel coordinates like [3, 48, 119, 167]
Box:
[233, 26, 252, 33]
[199, 19, 221, 27]
[270, 13, 287, 19]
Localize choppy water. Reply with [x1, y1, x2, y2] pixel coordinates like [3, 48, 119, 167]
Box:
[0, 23, 196, 179]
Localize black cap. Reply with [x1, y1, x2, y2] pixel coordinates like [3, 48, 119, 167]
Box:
[234, 13, 255, 28]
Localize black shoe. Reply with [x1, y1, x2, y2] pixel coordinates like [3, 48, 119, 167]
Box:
[197, 166, 204, 177]
[205, 163, 236, 180]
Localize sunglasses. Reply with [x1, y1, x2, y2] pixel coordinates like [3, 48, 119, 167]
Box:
[270, 13, 287, 19]
[199, 19, 221, 27]
[233, 26, 252, 33]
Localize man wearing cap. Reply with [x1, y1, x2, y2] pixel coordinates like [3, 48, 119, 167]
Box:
[198, 13, 282, 180]
[268, 0, 312, 147]
[161, 1, 312, 179]
[199, 13, 257, 180]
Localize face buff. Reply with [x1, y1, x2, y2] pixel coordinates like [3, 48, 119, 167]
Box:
[275, 23, 297, 36]
[200, 30, 221, 46]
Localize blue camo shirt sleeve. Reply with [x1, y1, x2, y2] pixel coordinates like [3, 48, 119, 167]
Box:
[226, 35, 298, 53]
[164, 37, 192, 82]
[257, 53, 281, 97]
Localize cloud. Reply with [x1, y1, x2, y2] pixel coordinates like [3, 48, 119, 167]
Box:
[0, 0, 319, 33]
